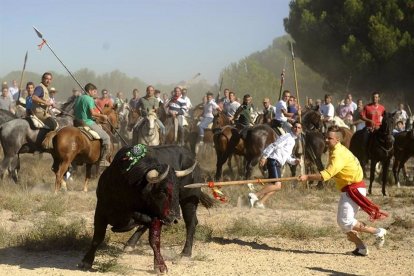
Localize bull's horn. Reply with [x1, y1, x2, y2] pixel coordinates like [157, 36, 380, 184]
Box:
[146, 165, 170, 183]
[175, 161, 198, 178]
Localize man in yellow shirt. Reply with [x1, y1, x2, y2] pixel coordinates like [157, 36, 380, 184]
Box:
[298, 126, 388, 256]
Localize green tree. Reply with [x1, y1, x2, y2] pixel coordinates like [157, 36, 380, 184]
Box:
[284, 0, 414, 102]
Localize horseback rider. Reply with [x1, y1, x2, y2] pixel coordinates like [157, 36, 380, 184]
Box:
[360, 91, 386, 153]
[198, 92, 222, 145]
[233, 94, 254, 139]
[74, 83, 111, 166]
[273, 90, 295, 134]
[166, 86, 188, 144]
[31, 72, 59, 130]
[262, 97, 275, 123]
[136, 85, 165, 137]
[224, 91, 240, 122]
[320, 94, 335, 132]
[181, 88, 193, 109]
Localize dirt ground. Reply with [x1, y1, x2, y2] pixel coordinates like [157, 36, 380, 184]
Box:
[0, 154, 413, 275]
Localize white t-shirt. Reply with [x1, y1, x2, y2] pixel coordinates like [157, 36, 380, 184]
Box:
[320, 103, 335, 120]
[203, 100, 219, 118]
[275, 100, 288, 122]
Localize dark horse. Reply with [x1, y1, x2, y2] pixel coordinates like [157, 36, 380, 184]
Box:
[350, 112, 394, 196]
[213, 111, 277, 180]
[47, 106, 119, 193]
[392, 130, 414, 187]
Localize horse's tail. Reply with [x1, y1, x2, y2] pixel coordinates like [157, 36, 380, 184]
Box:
[42, 130, 58, 150]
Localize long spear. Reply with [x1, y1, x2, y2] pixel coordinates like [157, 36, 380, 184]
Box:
[17, 51, 28, 102]
[278, 57, 286, 101]
[184, 176, 298, 188]
[33, 26, 128, 146]
[216, 75, 223, 102]
[290, 41, 301, 123]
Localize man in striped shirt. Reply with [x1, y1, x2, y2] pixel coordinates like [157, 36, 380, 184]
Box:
[166, 86, 188, 144]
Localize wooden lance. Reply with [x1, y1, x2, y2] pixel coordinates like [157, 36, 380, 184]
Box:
[278, 57, 286, 101]
[17, 51, 28, 103]
[33, 26, 128, 146]
[290, 41, 301, 123]
[184, 176, 299, 189]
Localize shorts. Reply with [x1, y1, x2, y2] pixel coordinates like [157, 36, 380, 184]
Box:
[337, 187, 366, 233]
[267, 158, 281, 181]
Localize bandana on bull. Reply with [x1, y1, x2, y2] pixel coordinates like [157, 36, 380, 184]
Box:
[123, 144, 148, 172]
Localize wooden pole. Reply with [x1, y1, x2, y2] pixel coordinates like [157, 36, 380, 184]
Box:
[184, 176, 298, 188]
[290, 42, 301, 123]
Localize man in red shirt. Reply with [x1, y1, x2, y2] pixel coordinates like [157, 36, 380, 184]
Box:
[360, 91, 386, 153]
[361, 91, 385, 130]
[95, 89, 113, 111]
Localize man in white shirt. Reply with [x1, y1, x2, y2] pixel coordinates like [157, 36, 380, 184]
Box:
[346, 93, 357, 112]
[248, 121, 302, 209]
[274, 90, 295, 133]
[198, 92, 222, 144]
[181, 88, 193, 109]
[8, 80, 19, 102]
[320, 94, 335, 131]
[393, 103, 408, 128]
[224, 91, 240, 121]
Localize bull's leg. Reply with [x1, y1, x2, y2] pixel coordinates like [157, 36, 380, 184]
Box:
[124, 226, 148, 252]
[83, 164, 92, 192]
[381, 158, 391, 196]
[368, 159, 377, 195]
[149, 218, 167, 273]
[180, 199, 198, 257]
[79, 210, 108, 270]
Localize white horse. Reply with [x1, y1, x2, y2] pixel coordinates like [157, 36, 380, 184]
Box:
[133, 111, 160, 146]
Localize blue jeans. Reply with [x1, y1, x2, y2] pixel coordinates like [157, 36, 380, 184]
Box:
[199, 117, 213, 137]
[267, 158, 281, 179]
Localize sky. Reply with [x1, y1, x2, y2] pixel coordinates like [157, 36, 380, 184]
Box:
[0, 0, 291, 85]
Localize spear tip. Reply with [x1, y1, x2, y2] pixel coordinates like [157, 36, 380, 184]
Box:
[33, 26, 43, 39]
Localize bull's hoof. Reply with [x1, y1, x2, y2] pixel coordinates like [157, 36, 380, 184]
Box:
[123, 245, 135, 252]
[77, 261, 92, 270]
[154, 263, 168, 275]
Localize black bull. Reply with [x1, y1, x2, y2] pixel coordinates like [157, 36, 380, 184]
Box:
[80, 145, 214, 273]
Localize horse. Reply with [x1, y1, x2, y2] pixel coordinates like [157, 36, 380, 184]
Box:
[350, 112, 394, 196]
[0, 112, 73, 182]
[392, 130, 414, 187]
[213, 110, 277, 180]
[132, 110, 160, 146]
[48, 106, 119, 193]
[0, 109, 17, 126]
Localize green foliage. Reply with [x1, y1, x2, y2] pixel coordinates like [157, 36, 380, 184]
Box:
[284, 0, 414, 100]
[219, 35, 325, 106]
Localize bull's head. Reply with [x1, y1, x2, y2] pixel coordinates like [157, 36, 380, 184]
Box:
[145, 162, 197, 225]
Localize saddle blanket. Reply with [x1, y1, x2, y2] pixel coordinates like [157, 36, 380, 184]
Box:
[78, 126, 101, 140]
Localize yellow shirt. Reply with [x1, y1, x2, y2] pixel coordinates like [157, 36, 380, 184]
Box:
[320, 142, 363, 191]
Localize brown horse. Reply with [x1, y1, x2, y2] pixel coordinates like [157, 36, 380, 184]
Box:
[213, 111, 277, 180]
[49, 106, 119, 193]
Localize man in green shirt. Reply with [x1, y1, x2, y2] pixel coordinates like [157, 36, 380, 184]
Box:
[136, 85, 165, 136]
[74, 83, 111, 166]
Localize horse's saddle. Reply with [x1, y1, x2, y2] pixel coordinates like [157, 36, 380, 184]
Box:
[28, 115, 49, 129]
[78, 126, 101, 140]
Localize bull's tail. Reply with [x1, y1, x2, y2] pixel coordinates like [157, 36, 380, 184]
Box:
[200, 191, 215, 209]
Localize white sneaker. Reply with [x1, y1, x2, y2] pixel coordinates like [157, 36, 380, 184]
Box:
[248, 193, 258, 208]
[255, 202, 265, 209]
[374, 228, 387, 248]
[247, 183, 256, 192]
